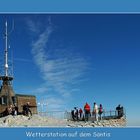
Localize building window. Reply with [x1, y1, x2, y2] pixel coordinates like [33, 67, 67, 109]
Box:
[12, 96, 16, 104]
[2, 97, 4, 104]
[0, 96, 7, 105]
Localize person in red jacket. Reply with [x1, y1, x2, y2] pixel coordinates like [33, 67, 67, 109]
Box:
[84, 102, 90, 121]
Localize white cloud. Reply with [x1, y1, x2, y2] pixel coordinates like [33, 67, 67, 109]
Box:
[26, 19, 40, 34]
[27, 18, 90, 110]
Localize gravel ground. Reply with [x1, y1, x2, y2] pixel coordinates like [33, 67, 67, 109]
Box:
[0, 115, 68, 127]
[0, 115, 126, 127]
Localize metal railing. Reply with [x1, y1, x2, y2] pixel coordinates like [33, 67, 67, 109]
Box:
[38, 109, 126, 121]
[66, 109, 126, 121]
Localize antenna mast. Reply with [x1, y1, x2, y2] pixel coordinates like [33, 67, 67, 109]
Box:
[0, 21, 15, 107]
[4, 21, 14, 77]
[5, 21, 8, 76]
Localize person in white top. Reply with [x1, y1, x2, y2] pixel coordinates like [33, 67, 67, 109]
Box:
[93, 102, 98, 121]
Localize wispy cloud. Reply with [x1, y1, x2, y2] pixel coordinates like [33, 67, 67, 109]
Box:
[26, 19, 40, 34]
[26, 18, 90, 110]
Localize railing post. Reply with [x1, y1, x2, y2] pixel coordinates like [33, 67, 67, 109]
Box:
[124, 108, 126, 119]
[103, 109, 105, 119]
[115, 110, 117, 116]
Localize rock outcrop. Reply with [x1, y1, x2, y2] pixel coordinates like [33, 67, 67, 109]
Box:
[0, 115, 126, 127]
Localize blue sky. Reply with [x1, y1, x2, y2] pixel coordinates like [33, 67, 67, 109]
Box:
[0, 14, 140, 126]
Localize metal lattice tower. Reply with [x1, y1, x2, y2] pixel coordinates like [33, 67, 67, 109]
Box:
[0, 21, 15, 106]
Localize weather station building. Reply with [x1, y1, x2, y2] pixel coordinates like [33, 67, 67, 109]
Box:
[0, 21, 37, 117]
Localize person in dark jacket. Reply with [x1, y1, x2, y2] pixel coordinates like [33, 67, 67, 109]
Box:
[74, 107, 79, 121]
[120, 106, 124, 117]
[98, 104, 103, 120]
[71, 110, 75, 121]
[23, 102, 32, 116]
[116, 104, 121, 118]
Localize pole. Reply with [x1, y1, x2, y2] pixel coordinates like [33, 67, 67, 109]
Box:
[5, 21, 8, 77]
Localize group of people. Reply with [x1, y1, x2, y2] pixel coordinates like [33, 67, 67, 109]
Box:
[3, 102, 32, 117]
[71, 102, 103, 122]
[71, 103, 124, 122]
[4, 104, 18, 116]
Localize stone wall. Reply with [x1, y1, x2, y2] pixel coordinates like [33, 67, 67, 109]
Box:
[16, 94, 37, 114]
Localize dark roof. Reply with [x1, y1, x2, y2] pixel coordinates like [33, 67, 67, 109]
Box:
[15, 93, 36, 98]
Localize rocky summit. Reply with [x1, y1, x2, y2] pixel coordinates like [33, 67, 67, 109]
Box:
[0, 115, 126, 127]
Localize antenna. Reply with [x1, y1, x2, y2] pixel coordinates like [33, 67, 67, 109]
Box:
[0, 21, 15, 107]
[4, 21, 14, 77]
[5, 21, 8, 76]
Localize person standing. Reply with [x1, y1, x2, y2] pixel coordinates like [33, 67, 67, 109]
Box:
[120, 106, 124, 117]
[79, 108, 83, 119]
[71, 110, 75, 121]
[93, 102, 98, 121]
[74, 107, 79, 121]
[116, 104, 121, 118]
[98, 104, 103, 120]
[84, 102, 90, 121]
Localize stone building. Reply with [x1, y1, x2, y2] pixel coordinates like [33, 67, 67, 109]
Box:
[0, 76, 37, 117]
[15, 94, 37, 114]
[0, 21, 37, 117]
